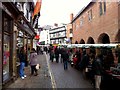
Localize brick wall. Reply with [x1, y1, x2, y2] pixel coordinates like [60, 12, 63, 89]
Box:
[72, 1, 119, 44]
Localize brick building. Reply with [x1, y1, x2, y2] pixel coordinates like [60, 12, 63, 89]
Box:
[70, 0, 120, 44]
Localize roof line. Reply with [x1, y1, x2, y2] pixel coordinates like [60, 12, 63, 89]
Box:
[71, 0, 95, 23]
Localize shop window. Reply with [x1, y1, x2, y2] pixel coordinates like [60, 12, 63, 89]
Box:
[3, 34, 10, 82]
[3, 13, 12, 82]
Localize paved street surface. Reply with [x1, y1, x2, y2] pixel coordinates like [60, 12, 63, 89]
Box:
[4, 53, 52, 89]
[4, 53, 94, 89]
[47, 54, 94, 89]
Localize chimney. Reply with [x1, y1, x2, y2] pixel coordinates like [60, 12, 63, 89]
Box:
[70, 13, 73, 22]
[54, 23, 58, 27]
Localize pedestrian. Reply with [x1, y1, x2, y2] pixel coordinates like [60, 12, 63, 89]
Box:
[18, 46, 27, 79]
[60, 47, 64, 63]
[92, 48, 103, 90]
[79, 47, 90, 79]
[55, 46, 59, 63]
[29, 48, 38, 76]
[62, 48, 69, 70]
[50, 48, 54, 62]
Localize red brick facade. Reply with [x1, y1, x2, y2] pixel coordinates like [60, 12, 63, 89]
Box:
[71, 1, 120, 44]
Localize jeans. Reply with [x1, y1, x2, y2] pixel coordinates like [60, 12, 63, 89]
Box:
[64, 61, 68, 70]
[19, 62, 25, 77]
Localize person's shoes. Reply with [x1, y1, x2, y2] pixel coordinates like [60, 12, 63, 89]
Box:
[21, 76, 25, 80]
[24, 75, 26, 77]
[34, 73, 38, 76]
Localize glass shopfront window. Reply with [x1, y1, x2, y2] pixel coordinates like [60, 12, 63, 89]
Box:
[3, 13, 12, 82]
[3, 34, 10, 82]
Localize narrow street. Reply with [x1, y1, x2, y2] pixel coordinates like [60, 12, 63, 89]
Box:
[46, 54, 94, 89]
[4, 53, 94, 89]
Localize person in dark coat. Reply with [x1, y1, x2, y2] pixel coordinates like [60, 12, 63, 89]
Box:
[79, 48, 91, 78]
[54, 47, 59, 63]
[92, 49, 103, 90]
[18, 46, 27, 79]
[60, 47, 64, 63]
[50, 49, 54, 62]
[62, 48, 69, 70]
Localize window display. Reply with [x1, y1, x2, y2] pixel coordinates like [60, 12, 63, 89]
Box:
[3, 34, 10, 81]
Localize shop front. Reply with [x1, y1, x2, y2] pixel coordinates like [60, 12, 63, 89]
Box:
[2, 10, 13, 86]
[1, 2, 36, 88]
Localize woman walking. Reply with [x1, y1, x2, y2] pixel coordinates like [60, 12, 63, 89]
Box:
[29, 48, 38, 76]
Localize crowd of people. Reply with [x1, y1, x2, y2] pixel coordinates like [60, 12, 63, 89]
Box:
[48, 45, 119, 90]
[17, 45, 120, 90]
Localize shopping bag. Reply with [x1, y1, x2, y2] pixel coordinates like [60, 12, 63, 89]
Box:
[36, 64, 41, 70]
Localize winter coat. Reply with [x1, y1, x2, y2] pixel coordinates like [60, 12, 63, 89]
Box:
[92, 58, 103, 75]
[19, 53, 26, 63]
[79, 54, 90, 70]
[29, 52, 38, 66]
[62, 51, 69, 62]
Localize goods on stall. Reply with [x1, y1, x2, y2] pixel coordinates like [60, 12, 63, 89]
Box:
[110, 63, 120, 76]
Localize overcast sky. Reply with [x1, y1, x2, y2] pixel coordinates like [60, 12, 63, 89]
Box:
[38, 0, 92, 27]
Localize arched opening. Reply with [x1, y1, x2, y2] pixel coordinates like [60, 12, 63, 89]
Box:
[87, 37, 95, 44]
[75, 41, 78, 44]
[79, 39, 85, 44]
[115, 30, 120, 43]
[98, 33, 110, 44]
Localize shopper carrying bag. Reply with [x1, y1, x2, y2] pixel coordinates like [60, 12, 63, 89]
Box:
[29, 48, 38, 76]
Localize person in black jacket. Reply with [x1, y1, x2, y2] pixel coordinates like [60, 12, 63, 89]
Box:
[55, 47, 59, 63]
[92, 49, 103, 90]
[18, 46, 27, 79]
[62, 48, 69, 70]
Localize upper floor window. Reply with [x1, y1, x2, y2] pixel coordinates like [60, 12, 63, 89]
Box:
[80, 17, 83, 26]
[70, 29, 73, 33]
[99, 1, 106, 16]
[88, 9, 92, 21]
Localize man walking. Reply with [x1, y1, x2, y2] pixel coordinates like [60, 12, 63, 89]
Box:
[62, 48, 69, 70]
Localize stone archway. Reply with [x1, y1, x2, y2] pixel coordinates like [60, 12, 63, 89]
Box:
[115, 30, 120, 43]
[79, 39, 85, 44]
[98, 33, 110, 44]
[75, 41, 78, 44]
[87, 37, 95, 44]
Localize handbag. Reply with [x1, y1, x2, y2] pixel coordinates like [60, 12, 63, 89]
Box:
[85, 67, 89, 72]
[36, 64, 40, 70]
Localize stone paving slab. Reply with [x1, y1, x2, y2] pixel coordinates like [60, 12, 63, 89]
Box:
[4, 54, 52, 89]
